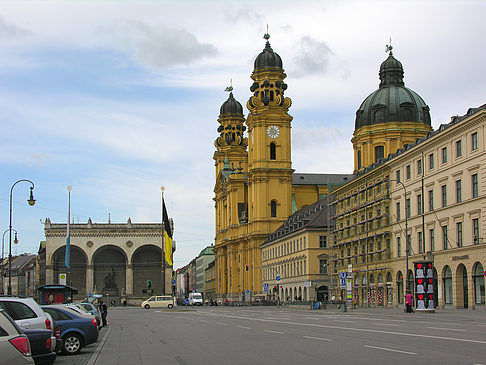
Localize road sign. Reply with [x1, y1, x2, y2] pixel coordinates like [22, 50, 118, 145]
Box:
[339, 272, 347, 279]
[263, 283, 268, 293]
[245, 289, 250, 294]
[171, 279, 176, 285]
[348, 264, 353, 273]
[340, 278, 346, 288]
[183, 299, 189, 305]
[276, 275, 281, 282]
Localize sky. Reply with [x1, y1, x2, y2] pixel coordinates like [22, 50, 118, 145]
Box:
[1, 0, 485, 269]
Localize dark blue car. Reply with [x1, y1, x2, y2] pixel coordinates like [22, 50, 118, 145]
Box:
[41, 306, 98, 355]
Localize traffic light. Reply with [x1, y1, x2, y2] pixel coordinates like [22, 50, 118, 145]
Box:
[172, 271, 175, 279]
[245, 264, 249, 272]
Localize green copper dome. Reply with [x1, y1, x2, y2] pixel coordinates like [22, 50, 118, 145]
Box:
[355, 50, 431, 129]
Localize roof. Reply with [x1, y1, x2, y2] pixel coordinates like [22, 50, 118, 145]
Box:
[263, 195, 335, 245]
[11, 254, 36, 270]
[198, 246, 215, 257]
[292, 173, 355, 186]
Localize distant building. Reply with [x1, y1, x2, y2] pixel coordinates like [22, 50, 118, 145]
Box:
[195, 246, 215, 297]
[0, 254, 37, 297]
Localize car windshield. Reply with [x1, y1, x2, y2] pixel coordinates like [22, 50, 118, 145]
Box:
[193, 294, 202, 299]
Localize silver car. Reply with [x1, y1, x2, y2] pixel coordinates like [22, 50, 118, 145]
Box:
[0, 309, 35, 364]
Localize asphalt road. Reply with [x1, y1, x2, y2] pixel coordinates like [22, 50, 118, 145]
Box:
[60, 306, 486, 365]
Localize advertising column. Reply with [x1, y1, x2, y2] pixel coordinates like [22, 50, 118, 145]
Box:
[414, 260, 435, 312]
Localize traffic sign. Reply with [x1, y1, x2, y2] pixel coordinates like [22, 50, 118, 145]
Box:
[263, 283, 268, 293]
[340, 278, 346, 288]
[171, 279, 176, 285]
[339, 272, 347, 279]
[245, 289, 250, 294]
[276, 275, 281, 282]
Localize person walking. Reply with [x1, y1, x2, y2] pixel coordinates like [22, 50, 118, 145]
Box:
[100, 300, 108, 326]
[405, 292, 413, 313]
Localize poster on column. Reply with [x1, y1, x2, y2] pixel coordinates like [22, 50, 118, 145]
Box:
[414, 260, 435, 312]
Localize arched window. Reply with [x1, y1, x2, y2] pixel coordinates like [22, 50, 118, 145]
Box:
[270, 142, 276, 160]
[443, 266, 453, 304]
[271, 200, 277, 217]
[473, 262, 485, 305]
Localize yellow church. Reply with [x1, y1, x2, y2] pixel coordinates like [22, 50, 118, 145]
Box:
[213, 33, 352, 301]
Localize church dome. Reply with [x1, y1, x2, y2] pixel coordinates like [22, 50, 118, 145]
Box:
[355, 49, 431, 129]
[220, 92, 243, 116]
[254, 34, 283, 71]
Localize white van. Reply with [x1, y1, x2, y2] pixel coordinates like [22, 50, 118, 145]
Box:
[141, 295, 176, 309]
[188, 293, 203, 306]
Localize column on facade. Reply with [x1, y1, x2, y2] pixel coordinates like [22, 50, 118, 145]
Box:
[468, 269, 475, 310]
[126, 264, 133, 295]
[85, 265, 94, 294]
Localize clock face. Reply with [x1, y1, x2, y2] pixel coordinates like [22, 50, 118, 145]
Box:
[267, 125, 280, 139]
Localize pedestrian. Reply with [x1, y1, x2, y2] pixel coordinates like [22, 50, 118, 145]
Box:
[405, 292, 413, 313]
[100, 300, 108, 326]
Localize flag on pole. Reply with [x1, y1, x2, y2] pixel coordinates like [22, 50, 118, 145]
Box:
[162, 198, 173, 266]
[65, 186, 71, 270]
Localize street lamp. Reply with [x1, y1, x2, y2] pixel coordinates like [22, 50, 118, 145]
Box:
[2, 228, 17, 295]
[387, 178, 409, 293]
[8, 179, 35, 295]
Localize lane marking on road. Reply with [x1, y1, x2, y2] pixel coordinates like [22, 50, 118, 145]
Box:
[264, 329, 284, 334]
[199, 312, 486, 345]
[427, 327, 467, 332]
[364, 345, 417, 355]
[200, 320, 209, 323]
[373, 323, 395, 326]
[237, 325, 251, 329]
[334, 320, 354, 323]
[303, 335, 333, 342]
[216, 322, 228, 326]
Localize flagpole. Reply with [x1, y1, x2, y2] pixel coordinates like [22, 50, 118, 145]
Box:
[161, 186, 166, 294]
[65, 186, 72, 284]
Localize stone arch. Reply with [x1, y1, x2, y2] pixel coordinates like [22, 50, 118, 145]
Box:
[443, 265, 453, 305]
[131, 244, 163, 296]
[472, 262, 485, 305]
[456, 264, 468, 308]
[92, 245, 127, 295]
[51, 245, 88, 295]
[396, 270, 404, 304]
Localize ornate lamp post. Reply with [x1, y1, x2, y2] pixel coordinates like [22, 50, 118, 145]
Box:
[2, 228, 17, 295]
[8, 179, 36, 295]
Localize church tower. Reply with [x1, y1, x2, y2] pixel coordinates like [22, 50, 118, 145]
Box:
[352, 45, 433, 173]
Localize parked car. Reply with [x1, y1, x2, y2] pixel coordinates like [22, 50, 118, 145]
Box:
[0, 297, 56, 353]
[141, 295, 176, 309]
[23, 328, 57, 365]
[0, 309, 34, 364]
[41, 306, 98, 355]
[75, 302, 102, 329]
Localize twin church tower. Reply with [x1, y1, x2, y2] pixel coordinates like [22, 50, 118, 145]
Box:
[213, 33, 431, 300]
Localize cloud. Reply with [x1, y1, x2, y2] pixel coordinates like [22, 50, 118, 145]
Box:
[292, 125, 347, 149]
[223, 5, 264, 27]
[0, 17, 32, 41]
[289, 35, 348, 78]
[105, 20, 217, 69]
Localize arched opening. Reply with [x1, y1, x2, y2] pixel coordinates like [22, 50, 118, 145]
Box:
[443, 266, 453, 305]
[377, 273, 384, 306]
[52, 246, 87, 297]
[407, 269, 414, 296]
[396, 271, 404, 304]
[132, 245, 163, 296]
[92, 245, 127, 297]
[362, 275, 368, 305]
[386, 272, 393, 304]
[375, 145, 384, 162]
[473, 262, 485, 305]
[354, 275, 360, 306]
[456, 264, 468, 308]
[271, 200, 277, 218]
[270, 142, 276, 160]
[316, 286, 328, 302]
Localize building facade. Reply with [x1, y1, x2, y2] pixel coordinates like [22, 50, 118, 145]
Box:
[43, 218, 174, 305]
[261, 197, 334, 302]
[195, 246, 215, 297]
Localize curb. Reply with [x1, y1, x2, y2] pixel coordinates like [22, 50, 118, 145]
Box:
[86, 325, 112, 365]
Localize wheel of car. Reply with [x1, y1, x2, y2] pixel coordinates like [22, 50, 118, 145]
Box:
[168, 304, 174, 309]
[144, 304, 150, 309]
[62, 333, 83, 355]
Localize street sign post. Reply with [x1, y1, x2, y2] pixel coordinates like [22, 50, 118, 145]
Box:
[276, 275, 281, 282]
[263, 283, 268, 293]
[245, 289, 250, 301]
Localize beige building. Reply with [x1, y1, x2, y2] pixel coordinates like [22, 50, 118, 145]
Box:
[43, 218, 173, 304]
[261, 197, 333, 302]
[389, 105, 486, 309]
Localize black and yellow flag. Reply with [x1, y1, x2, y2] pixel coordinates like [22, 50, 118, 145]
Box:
[163, 199, 173, 266]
